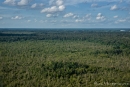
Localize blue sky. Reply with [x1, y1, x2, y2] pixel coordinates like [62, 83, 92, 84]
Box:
[0, 0, 130, 28]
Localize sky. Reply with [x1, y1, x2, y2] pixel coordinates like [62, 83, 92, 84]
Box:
[0, 0, 130, 28]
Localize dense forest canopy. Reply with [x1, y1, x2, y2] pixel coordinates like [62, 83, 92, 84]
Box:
[0, 29, 130, 87]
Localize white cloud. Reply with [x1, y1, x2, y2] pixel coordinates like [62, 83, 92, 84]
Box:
[73, 15, 79, 19]
[49, 0, 64, 6]
[56, 0, 63, 6]
[96, 16, 104, 20]
[59, 5, 65, 11]
[46, 14, 59, 18]
[41, 6, 58, 13]
[41, 5, 65, 13]
[46, 14, 52, 17]
[31, 3, 44, 8]
[0, 17, 3, 19]
[110, 5, 118, 10]
[4, 0, 15, 5]
[85, 14, 91, 17]
[18, 0, 29, 6]
[91, 4, 98, 7]
[11, 16, 23, 19]
[75, 19, 84, 23]
[31, 3, 37, 8]
[84, 13, 91, 20]
[96, 13, 105, 20]
[113, 15, 118, 18]
[97, 13, 102, 17]
[115, 19, 126, 23]
[27, 20, 31, 22]
[118, 19, 126, 22]
[41, 0, 65, 13]
[63, 13, 74, 18]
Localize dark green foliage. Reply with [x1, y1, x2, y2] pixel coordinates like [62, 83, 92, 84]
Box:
[0, 29, 130, 87]
[41, 61, 89, 78]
